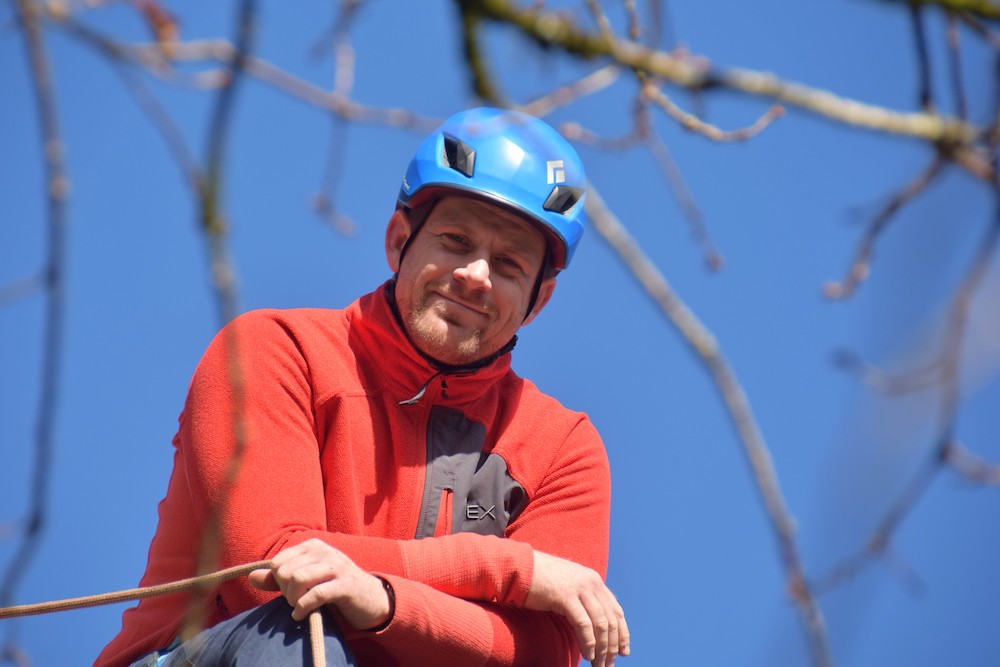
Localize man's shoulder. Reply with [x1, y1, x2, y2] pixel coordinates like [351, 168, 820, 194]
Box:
[229, 303, 356, 337]
[497, 371, 593, 430]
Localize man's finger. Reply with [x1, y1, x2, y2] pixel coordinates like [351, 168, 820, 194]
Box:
[247, 569, 278, 591]
[579, 592, 611, 666]
[615, 601, 631, 656]
[563, 597, 597, 662]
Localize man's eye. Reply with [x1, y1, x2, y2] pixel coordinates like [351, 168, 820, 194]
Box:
[496, 256, 522, 271]
[446, 234, 469, 247]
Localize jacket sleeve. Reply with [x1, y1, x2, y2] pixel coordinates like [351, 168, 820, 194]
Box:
[178, 311, 603, 664]
[341, 574, 581, 667]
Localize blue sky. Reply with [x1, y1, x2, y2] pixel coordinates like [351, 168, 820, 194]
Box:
[2, 1, 999, 666]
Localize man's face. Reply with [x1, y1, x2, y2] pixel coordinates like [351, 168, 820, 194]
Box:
[386, 196, 556, 366]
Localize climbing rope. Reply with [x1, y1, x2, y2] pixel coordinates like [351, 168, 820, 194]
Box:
[0, 560, 327, 667]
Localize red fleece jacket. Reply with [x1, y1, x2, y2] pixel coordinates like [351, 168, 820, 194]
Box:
[95, 284, 611, 667]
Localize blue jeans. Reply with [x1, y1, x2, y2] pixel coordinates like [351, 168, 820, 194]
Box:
[129, 598, 357, 666]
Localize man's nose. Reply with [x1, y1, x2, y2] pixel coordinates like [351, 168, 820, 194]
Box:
[454, 257, 492, 292]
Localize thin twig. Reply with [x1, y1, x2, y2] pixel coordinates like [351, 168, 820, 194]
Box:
[644, 82, 785, 142]
[463, 0, 980, 144]
[558, 103, 722, 268]
[458, 1, 503, 105]
[0, 273, 45, 307]
[113, 61, 204, 192]
[910, 4, 936, 113]
[1, 0, 69, 662]
[182, 0, 257, 641]
[820, 196, 1000, 596]
[623, 0, 641, 42]
[314, 0, 364, 236]
[585, 184, 832, 667]
[945, 441, 1000, 484]
[633, 97, 722, 269]
[584, 0, 616, 47]
[958, 11, 1000, 49]
[824, 157, 946, 300]
[945, 12, 969, 121]
[517, 64, 620, 118]
[40, 11, 441, 133]
[831, 348, 945, 395]
[887, 0, 1000, 22]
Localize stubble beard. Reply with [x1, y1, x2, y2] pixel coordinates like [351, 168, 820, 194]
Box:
[408, 290, 486, 366]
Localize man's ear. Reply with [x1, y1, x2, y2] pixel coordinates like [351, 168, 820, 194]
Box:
[385, 209, 412, 273]
[522, 278, 557, 326]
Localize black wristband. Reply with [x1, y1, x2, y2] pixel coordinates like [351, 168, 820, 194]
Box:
[368, 577, 395, 633]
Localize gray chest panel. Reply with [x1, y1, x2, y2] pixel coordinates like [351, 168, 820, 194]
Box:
[414, 406, 528, 539]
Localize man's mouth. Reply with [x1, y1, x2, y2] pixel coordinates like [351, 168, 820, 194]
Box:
[433, 289, 489, 318]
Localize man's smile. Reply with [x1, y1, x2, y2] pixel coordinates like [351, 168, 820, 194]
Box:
[431, 288, 490, 319]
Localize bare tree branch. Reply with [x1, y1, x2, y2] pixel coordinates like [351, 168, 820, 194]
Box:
[909, 4, 936, 113]
[0, 273, 45, 307]
[831, 348, 945, 395]
[585, 184, 832, 667]
[881, 0, 1000, 22]
[824, 157, 947, 300]
[517, 63, 620, 117]
[312, 0, 364, 236]
[460, 0, 981, 144]
[643, 82, 785, 142]
[181, 0, 257, 641]
[1, 0, 69, 661]
[821, 196, 1000, 597]
[641, 96, 728, 268]
[946, 12, 970, 120]
[945, 441, 1000, 484]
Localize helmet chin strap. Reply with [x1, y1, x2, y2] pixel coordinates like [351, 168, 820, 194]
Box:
[523, 245, 551, 322]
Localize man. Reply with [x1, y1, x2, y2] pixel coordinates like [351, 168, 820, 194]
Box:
[96, 107, 629, 667]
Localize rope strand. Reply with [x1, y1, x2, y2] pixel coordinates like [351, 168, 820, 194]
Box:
[0, 560, 328, 667]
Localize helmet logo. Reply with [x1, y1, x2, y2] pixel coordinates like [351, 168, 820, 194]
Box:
[546, 160, 566, 185]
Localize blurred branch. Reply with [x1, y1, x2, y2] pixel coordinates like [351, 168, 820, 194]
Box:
[910, 4, 936, 112]
[824, 157, 947, 300]
[959, 12, 1000, 49]
[460, 0, 981, 144]
[40, 9, 442, 132]
[1, 0, 68, 662]
[821, 197, 1000, 595]
[458, 2, 503, 104]
[946, 12, 970, 120]
[0, 273, 45, 307]
[642, 82, 785, 142]
[945, 441, 1000, 484]
[183, 0, 256, 640]
[585, 185, 832, 667]
[633, 98, 723, 269]
[559, 102, 722, 269]
[312, 0, 364, 236]
[831, 349, 944, 395]
[880, 0, 1000, 22]
[517, 63, 620, 117]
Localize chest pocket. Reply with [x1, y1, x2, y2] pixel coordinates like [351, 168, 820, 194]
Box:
[415, 406, 529, 539]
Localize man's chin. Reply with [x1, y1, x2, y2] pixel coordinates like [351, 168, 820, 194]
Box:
[409, 323, 488, 366]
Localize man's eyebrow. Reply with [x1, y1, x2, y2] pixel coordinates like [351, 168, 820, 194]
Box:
[431, 212, 543, 258]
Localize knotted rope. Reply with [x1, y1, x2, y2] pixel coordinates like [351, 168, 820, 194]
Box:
[0, 560, 327, 667]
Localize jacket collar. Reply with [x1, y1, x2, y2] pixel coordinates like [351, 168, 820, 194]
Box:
[352, 281, 514, 405]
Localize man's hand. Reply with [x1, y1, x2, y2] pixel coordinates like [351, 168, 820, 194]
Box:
[524, 550, 630, 667]
[248, 539, 392, 631]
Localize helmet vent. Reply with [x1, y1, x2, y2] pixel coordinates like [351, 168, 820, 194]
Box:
[543, 185, 582, 214]
[442, 133, 476, 178]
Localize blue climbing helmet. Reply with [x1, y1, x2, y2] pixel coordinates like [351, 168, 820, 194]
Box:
[397, 107, 587, 273]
